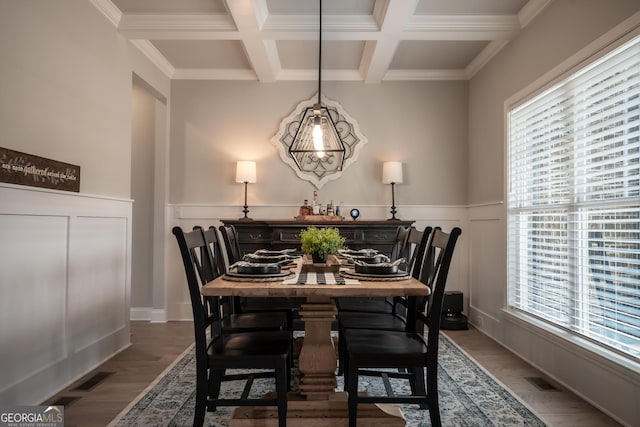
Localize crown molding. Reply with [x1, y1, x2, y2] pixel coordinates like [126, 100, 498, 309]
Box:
[406, 15, 520, 38]
[518, 0, 554, 28]
[384, 69, 467, 81]
[465, 40, 510, 79]
[89, 0, 122, 27]
[118, 13, 236, 34]
[172, 68, 256, 80]
[130, 40, 175, 78]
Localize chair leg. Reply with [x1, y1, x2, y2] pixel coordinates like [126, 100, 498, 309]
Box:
[208, 368, 224, 411]
[342, 351, 349, 391]
[429, 400, 442, 427]
[347, 362, 359, 427]
[337, 325, 345, 375]
[427, 365, 441, 427]
[412, 367, 427, 409]
[194, 376, 207, 427]
[276, 358, 288, 427]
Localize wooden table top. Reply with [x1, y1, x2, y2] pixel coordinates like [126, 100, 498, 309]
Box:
[200, 274, 429, 298]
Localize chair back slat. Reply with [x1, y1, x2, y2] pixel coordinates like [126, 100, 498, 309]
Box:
[219, 225, 243, 265]
[200, 226, 227, 278]
[390, 226, 411, 261]
[407, 226, 432, 279]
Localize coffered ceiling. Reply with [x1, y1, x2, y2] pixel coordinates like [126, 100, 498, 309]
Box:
[91, 0, 552, 82]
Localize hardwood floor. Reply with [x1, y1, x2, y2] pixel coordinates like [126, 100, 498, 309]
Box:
[444, 327, 621, 427]
[43, 321, 621, 427]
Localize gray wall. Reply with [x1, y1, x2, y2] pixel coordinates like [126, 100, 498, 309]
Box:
[169, 80, 468, 208]
[0, 0, 132, 198]
[131, 82, 157, 307]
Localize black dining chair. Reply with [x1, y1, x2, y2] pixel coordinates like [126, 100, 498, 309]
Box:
[173, 226, 291, 427]
[335, 225, 412, 315]
[342, 227, 462, 427]
[337, 226, 433, 375]
[196, 226, 289, 333]
[218, 224, 300, 330]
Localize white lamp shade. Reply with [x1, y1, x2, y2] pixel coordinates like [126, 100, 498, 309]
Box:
[236, 161, 256, 183]
[382, 161, 403, 184]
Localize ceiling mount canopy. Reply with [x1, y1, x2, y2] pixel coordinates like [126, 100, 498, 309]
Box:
[288, 0, 345, 173]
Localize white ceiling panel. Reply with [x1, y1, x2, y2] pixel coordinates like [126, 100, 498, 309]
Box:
[415, 0, 529, 15]
[391, 40, 490, 69]
[278, 40, 364, 69]
[111, 0, 227, 14]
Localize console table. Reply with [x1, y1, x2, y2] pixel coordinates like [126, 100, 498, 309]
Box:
[220, 219, 414, 256]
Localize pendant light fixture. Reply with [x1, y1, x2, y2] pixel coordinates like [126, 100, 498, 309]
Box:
[288, 0, 345, 173]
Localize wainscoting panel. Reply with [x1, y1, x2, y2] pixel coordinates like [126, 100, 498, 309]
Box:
[0, 214, 69, 391]
[0, 184, 132, 405]
[68, 216, 129, 352]
[467, 203, 504, 335]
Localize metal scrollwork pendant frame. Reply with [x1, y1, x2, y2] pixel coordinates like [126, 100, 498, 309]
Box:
[271, 94, 368, 189]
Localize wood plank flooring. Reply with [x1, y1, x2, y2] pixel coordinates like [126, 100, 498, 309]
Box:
[43, 321, 621, 427]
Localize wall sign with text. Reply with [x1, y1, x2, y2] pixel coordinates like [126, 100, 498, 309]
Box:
[0, 147, 80, 192]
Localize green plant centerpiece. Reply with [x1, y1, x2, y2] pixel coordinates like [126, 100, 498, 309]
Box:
[299, 226, 346, 264]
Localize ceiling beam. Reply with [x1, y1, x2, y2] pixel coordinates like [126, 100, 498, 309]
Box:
[361, 0, 418, 83]
[226, 0, 278, 82]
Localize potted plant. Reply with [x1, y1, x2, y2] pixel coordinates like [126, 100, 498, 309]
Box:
[299, 226, 346, 263]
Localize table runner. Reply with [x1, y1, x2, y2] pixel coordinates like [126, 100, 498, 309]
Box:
[282, 270, 360, 285]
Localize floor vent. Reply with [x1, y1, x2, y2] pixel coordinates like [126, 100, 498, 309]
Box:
[72, 371, 114, 391]
[526, 376, 560, 391]
[50, 396, 80, 407]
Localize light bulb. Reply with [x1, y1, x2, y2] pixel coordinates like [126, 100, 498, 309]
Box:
[312, 119, 325, 158]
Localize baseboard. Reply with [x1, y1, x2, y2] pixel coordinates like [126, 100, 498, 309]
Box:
[130, 307, 151, 321]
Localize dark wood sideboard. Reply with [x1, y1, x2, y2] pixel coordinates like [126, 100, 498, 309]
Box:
[220, 219, 415, 257]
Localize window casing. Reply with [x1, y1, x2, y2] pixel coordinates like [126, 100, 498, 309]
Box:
[507, 36, 640, 360]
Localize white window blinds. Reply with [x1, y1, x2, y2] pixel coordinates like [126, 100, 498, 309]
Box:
[507, 35, 640, 359]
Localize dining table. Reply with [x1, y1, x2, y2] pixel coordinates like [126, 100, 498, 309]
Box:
[200, 258, 430, 427]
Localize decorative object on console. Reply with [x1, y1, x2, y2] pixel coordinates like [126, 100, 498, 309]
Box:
[299, 226, 345, 264]
[350, 208, 360, 220]
[295, 190, 344, 220]
[235, 161, 256, 220]
[382, 161, 403, 220]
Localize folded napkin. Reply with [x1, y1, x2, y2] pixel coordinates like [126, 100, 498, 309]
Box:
[282, 271, 360, 285]
[241, 254, 293, 265]
[255, 248, 296, 255]
[234, 261, 280, 268]
[352, 257, 404, 267]
[338, 248, 378, 255]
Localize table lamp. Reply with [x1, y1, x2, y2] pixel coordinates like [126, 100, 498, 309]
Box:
[236, 161, 256, 220]
[382, 161, 403, 220]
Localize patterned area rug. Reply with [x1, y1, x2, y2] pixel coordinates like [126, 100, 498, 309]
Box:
[109, 333, 546, 426]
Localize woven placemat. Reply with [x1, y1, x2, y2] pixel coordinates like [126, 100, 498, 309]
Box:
[221, 271, 295, 282]
[340, 271, 410, 282]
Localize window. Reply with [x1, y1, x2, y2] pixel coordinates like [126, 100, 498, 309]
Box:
[507, 35, 640, 360]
